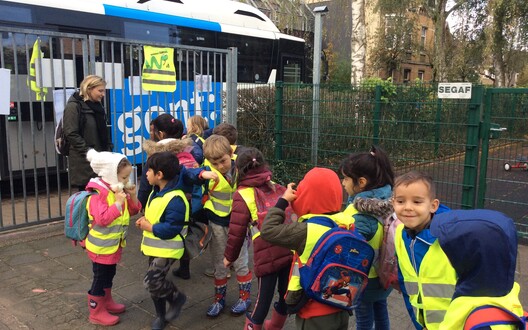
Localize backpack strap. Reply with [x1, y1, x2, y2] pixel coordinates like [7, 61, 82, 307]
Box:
[190, 134, 204, 149]
[464, 305, 527, 330]
[70, 99, 86, 138]
[306, 215, 338, 229]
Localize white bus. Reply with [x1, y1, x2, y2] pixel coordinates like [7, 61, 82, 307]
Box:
[0, 0, 306, 83]
[0, 0, 306, 183]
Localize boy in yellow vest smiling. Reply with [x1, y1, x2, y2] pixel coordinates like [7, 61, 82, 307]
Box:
[392, 171, 454, 330]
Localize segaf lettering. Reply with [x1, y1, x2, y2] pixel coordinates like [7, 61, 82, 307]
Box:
[438, 86, 471, 94]
[438, 83, 472, 99]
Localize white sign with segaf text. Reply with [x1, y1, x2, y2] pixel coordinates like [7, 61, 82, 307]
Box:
[438, 83, 472, 99]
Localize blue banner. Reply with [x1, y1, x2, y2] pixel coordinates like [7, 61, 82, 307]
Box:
[109, 78, 221, 164]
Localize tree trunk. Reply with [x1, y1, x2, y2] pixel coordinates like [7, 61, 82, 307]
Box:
[432, 1, 449, 82]
[351, 0, 366, 84]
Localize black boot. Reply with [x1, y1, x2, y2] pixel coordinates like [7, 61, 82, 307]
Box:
[172, 259, 190, 280]
[165, 291, 187, 322]
[151, 296, 167, 330]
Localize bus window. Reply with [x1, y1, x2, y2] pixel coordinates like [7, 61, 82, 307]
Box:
[218, 33, 273, 83]
[176, 27, 216, 48]
[124, 21, 169, 44]
[282, 57, 302, 83]
[0, 4, 32, 24]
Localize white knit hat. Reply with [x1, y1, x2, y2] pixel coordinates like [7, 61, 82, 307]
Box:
[86, 149, 127, 189]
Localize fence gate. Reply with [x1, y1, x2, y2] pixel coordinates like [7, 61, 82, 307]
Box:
[476, 88, 528, 238]
[0, 27, 89, 230]
[0, 28, 236, 232]
[87, 35, 234, 166]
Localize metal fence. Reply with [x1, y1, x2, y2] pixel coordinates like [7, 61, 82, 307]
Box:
[236, 82, 528, 238]
[478, 88, 528, 235]
[0, 27, 235, 231]
[1, 25, 527, 239]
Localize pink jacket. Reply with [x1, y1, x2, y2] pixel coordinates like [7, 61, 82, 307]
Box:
[84, 178, 141, 264]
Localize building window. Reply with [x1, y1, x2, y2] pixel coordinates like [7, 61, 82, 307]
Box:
[404, 69, 411, 82]
[385, 14, 397, 49]
[388, 69, 395, 81]
[420, 53, 426, 63]
[418, 70, 425, 81]
[421, 27, 427, 48]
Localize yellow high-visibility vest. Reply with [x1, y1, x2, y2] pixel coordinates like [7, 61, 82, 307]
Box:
[203, 170, 236, 217]
[141, 189, 189, 259]
[27, 38, 48, 101]
[203, 158, 237, 217]
[395, 224, 457, 330]
[439, 283, 524, 330]
[85, 190, 130, 255]
[142, 46, 176, 92]
[237, 187, 260, 240]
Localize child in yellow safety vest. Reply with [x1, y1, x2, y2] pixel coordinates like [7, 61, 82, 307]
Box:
[431, 209, 526, 330]
[392, 171, 454, 330]
[84, 149, 141, 326]
[260, 167, 351, 330]
[223, 147, 293, 330]
[202, 123, 243, 279]
[135, 151, 215, 330]
[185, 135, 252, 318]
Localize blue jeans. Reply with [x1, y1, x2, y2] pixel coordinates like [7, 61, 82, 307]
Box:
[355, 299, 390, 330]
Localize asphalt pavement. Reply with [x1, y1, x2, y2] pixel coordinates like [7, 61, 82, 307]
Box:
[0, 217, 526, 330]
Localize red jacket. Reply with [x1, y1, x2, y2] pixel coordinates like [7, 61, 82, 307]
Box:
[224, 167, 292, 277]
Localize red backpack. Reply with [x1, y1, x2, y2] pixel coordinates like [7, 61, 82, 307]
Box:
[238, 182, 296, 239]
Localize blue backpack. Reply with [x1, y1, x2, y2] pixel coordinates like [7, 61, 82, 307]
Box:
[298, 216, 375, 311]
[64, 190, 96, 244]
[464, 305, 527, 330]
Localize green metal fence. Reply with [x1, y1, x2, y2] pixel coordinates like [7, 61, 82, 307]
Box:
[477, 88, 528, 236]
[236, 83, 528, 238]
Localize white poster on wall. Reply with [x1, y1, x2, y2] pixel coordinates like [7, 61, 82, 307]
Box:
[195, 74, 212, 92]
[95, 62, 123, 89]
[0, 68, 11, 115]
[35, 59, 76, 88]
[53, 89, 76, 123]
[128, 76, 148, 96]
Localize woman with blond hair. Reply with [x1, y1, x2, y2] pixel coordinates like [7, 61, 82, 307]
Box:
[63, 75, 112, 190]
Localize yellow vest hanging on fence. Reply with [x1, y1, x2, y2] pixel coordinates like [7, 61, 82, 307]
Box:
[27, 38, 48, 101]
[142, 46, 176, 92]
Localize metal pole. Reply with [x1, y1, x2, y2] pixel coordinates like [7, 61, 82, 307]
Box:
[275, 81, 284, 161]
[226, 47, 238, 126]
[312, 7, 327, 165]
